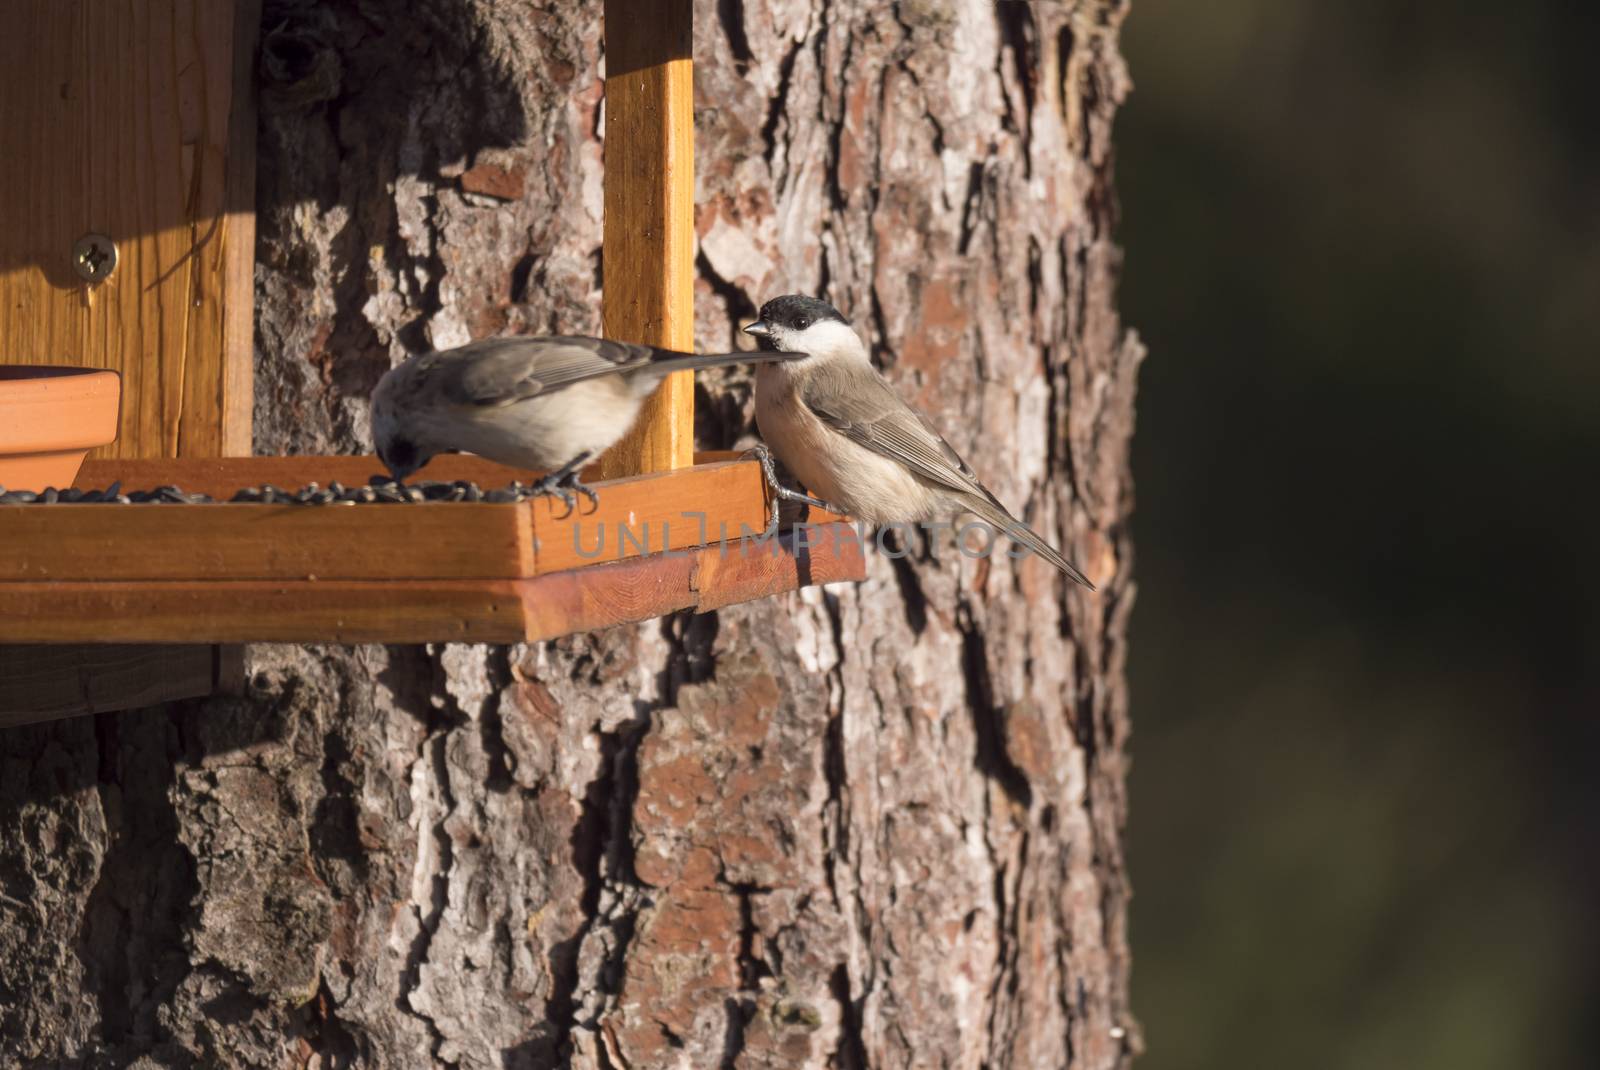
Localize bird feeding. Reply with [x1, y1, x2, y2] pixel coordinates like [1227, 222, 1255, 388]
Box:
[0, 476, 585, 509]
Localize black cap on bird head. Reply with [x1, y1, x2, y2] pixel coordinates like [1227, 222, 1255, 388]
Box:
[742, 295, 847, 351]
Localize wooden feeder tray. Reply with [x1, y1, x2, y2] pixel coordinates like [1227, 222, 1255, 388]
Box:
[0, 0, 834, 720]
[0, 453, 865, 645]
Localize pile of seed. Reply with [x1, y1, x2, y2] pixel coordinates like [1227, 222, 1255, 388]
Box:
[0, 477, 565, 506]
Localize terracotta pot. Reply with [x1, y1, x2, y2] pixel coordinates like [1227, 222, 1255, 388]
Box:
[0, 366, 122, 493]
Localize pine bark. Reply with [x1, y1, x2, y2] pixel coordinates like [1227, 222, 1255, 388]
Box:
[0, 2, 1141, 1067]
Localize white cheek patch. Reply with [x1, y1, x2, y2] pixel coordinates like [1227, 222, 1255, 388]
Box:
[787, 319, 868, 362]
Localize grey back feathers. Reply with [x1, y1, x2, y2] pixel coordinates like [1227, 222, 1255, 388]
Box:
[443, 336, 657, 406]
[412, 336, 782, 408]
[801, 362, 991, 501]
[372, 334, 803, 481]
[385, 336, 803, 411]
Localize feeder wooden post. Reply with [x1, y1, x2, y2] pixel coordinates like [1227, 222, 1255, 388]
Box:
[0, 0, 258, 460]
[598, 0, 695, 479]
[0, 0, 258, 723]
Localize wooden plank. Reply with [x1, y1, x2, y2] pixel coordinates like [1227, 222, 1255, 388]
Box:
[0, 503, 536, 582]
[8, 458, 840, 582]
[526, 458, 773, 573]
[0, 1, 256, 459]
[598, 0, 695, 480]
[520, 553, 700, 641]
[221, 0, 262, 456]
[0, 581, 536, 645]
[513, 530, 866, 639]
[0, 644, 226, 727]
[0, 525, 868, 644]
[693, 522, 869, 611]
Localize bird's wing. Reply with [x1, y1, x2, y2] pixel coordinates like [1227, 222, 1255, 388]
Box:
[442, 336, 654, 407]
[801, 362, 1096, 589]
[801, 363, 1003, 507]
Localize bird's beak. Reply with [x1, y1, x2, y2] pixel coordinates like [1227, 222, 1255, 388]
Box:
[742, 320, 771, 338]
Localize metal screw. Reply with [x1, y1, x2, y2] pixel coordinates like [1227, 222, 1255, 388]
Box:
[72, 233, 117, 283]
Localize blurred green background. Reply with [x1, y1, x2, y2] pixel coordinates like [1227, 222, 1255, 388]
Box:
[1117, 1, 1599, 1067]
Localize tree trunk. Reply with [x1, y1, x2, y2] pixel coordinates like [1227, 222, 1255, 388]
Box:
[0, 2, 1141, 1067]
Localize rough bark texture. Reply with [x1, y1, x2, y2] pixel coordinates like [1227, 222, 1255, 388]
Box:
[0, 2, 1141, 1067]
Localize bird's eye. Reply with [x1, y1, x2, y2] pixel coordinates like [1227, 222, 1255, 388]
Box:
[795, 316, 811, 330]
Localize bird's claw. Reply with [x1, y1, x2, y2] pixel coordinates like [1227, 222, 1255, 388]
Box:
[530, 453, 599, 518]
[744, 443, 837, 534]
[572, 478, 601, 510]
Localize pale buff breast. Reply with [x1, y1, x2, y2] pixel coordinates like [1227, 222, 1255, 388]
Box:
[756, 364, 945, 525]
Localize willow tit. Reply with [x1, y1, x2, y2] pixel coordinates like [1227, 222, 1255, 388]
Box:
[745, 295, 1095, 589]
[371, 335, 802, 503]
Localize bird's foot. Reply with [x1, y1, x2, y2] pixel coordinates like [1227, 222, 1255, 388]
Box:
[743, 443, 839, 534]
[530, 452, 599, 517]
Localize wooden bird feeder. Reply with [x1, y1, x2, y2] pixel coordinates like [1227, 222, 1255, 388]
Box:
[0, 0, 864, 724]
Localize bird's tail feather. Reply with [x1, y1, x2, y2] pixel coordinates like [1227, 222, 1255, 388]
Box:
[960, 493, 1096, 590]
[646, 349, 805, 374]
